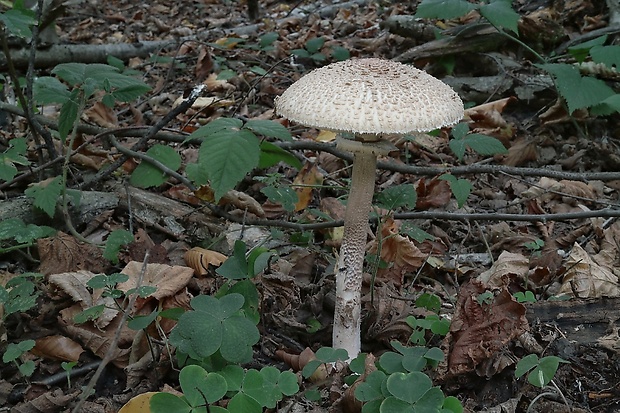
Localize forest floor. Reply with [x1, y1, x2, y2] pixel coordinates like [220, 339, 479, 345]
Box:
[1, 0, 620, 412]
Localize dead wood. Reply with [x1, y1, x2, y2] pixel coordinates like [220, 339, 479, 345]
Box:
[525, 297, 620, 347]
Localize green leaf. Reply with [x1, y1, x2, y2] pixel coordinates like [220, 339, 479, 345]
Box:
[110, 84, 151, 102]
[3, 339, 35, 363]
[245, 120, 292, 141]
[415, 0, 477, 19]
[448, 138, 467, 161]
[103, 229, 133, 264]
[379, 352, 405, 374]
[25, 176, 63, 217]
[590, 44, 620, 68]
[216, 240, 249, 280]
[331, 46, 351, 61]
[187, 118, 244, 142]
[515, 353, 539, 378]
[591, 94, 620, 116]
[227, 279, 260, 324]
[379, 396, 414, 413]
[416, 386, 445, 410]
[180, 365, 228, 406]
[0, 138, 29, 182]
[220, 364, 244, 391]
[33, 77, 71, 105]
[568, 36, 607, 62]
[150, 392, 192, 413]
[305, 37, 325, 54]
[400, 223, 435, 243]
[0, 218, 55, 244]
[463, 134, 507, 156]
[278, 370, 299, 396]
[128, 309, 159, 330]
[198, 128, 260, 201]
[480, 0, 520, 33]
[538, 63, 615, 113]
[375, 184, 417, 211]
[439, 173, 472, 208]
[259, 32, 279, 49]
[228, 392, 262, 413]
[527, 356, 569, 388]
[58, 89, 80, 142]
[73, 305, 105, 324]
[0, 8, 36, 38]
[315, 347, 349, 363]
[415, 293, 441, 313]
[443, 396, 464, 413]
[130, 144, 182, 188]
[261, 185, 298, 212]
[424, 347, 445, 363]
[386, 372, 432, 403]
[242, 368, 281, 408]
[259, 141, 301, 169]
[355, 370, 387, 402]
[169, 293, 260, 364]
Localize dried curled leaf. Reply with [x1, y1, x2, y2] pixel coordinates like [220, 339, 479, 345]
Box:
[276, 347, 327, 382]
[557, 243, 620, 298]
[32, 335, 84, 362]
[184, 247, 228, 276]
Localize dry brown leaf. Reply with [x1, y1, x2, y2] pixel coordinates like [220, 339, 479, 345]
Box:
[293, 163, 324, 211]
[194, 186, 265, 217]
[38, 232, 111, 276]
[416, 178, 451, 210]
[369, 218, 426, 285]
[447, 280, 528, 377]
[184, 247, 227, 276]
[84, 101, 118, 128]
[502, 138, 537, 166]
[59, 305, 133, 368]
[557, 243, 620, 298]
[477, 251, 529, 288]
[194, 46, 214, 81]
[32, 335, 84, 362]
[116, 261, 194, 306]
[275, 347, 328, 382]
[48, 270, 119, 329]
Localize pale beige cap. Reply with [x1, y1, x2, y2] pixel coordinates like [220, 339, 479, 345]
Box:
[275, 58, 463, 136]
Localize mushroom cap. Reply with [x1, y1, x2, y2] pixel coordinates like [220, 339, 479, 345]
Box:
[275, 58, 463, 135]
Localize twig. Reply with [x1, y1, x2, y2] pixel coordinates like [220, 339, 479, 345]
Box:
[71, 251, 150, 413]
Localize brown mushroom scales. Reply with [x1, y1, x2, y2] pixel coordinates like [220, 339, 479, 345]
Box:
[275, 58, 464, 359]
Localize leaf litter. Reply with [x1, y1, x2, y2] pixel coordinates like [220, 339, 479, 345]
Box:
[2, 0, 620, 411]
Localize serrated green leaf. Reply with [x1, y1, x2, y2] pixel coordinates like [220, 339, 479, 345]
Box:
[439, 173, 472, 208]
[245, 120, 292, 141]
[261, 185, 298, 212]
[415, 0, 477, 19]
[568, 35, 607, 62]
[480, 0, 520, 33]
[0, 8, 36, 38]
[103, 229, 133, 263]
[24, 176, 63, 217]
[591, 94, 620, 116]
[538, 63, 615, 113]
[73, 305, 105, 324]
[590, 44, 620, 68]
[58, 90, 80, 142]
[259, 141, 301, 169]
[375, 184, 417, 211]
[198, 128, 260, 200]
[0, 218, 54, 243]
[463, 134, 507, 156]
[33, 77, 71, 105]
[111, 83, 151, 102]
[129, 144, 181, 188]
[400, 223, 435, 243]
[187, 118, 244, 142]
[449, 138, 467, 161]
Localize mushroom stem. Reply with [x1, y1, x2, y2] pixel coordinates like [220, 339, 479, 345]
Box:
[333, 138, 394, 359]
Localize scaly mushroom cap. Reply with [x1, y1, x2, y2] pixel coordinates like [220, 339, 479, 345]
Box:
[275, 58, 464, 135]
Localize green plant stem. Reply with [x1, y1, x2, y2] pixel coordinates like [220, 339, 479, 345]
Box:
[0, 242, 35, 254]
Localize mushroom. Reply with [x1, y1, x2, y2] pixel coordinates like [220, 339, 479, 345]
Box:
[275, 58, 463, 359]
